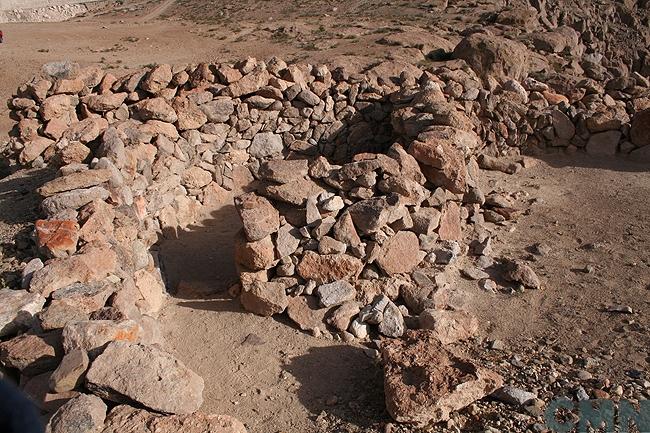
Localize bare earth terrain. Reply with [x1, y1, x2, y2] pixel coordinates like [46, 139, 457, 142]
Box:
[0, 1, 649, 432]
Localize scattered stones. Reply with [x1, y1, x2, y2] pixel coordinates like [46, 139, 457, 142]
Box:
[503, 260, 541, 289]
[5, 52, 639, 430]
[492, 386, 537, 406]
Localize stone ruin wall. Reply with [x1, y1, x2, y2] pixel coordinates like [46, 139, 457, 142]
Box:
[1, 47, 650, 429]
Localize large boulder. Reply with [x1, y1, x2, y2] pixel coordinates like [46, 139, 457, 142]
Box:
[453, 33, 530, 85]
[86, 341, 204, 415]
[381, 330, 502, 426]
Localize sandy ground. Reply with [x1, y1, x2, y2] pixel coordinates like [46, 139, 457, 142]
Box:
[0, 2, 649, 432]
[154, 155, 649, 433]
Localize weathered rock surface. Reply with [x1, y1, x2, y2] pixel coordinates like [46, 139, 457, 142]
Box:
[381, 330, 502, 426]
[419, 309, 479, 344]
[315, 280, 356, 307]
[0, 289, 45, 337]
[297, 252, 363, 284]
[101, 405, 247, 433]
[375, 231, 421, 275]
[86, 341, 204, 415]
[235, 193, 280, 242]
[0, 332, 63, 376]
[45, 393, 106, 433]
[240, 281, 288, 316]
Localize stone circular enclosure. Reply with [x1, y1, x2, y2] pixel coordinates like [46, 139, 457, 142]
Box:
[1, 50, 649, 431]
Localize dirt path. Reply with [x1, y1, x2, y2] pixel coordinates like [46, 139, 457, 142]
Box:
[140, 0, 175, 21]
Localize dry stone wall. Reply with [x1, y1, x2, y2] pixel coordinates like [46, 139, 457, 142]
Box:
[1, 46, 649, 430]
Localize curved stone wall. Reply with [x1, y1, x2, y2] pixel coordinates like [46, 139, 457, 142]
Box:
[1, 55, 649, 429]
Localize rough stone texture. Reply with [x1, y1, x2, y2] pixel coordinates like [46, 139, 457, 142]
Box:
[45, 393, 106, 433]
[453, 33, 530, 84]
[381, 330, 503, 426]
[101, 405, 247, 433]
[408, 133, 468, 194]
[492, 386, 538, 406]
[41, 186, 110, 217]
[131, 98, 177, 123]
[249, 132, 283, 158]
[286, 295, 328, 332]
[62, 319, 145, 355]
[0, 332, 63, 376]
[235, 193, 280, 242]
[327, 301, 361, 331]
[262, 178, 324, 206]
[0, 289, 45, 337]
[376, 231, 421, 275]
[35, 219, 79, 258]
[49, 348, 89, 392]
[378, 301, 405, 338]
[586, 130, 621, 156]
[315, 280, 356, 307]
[29, 243, 117, 297]
[258, 159, 309, 184]
[234, 232, 276, 271]
[86, 341, 204, 415]
[132, 269, 166, 315]
[39, 169, 112, 197]
[419, 309, 479, 344]
[630, 108, 650, 148]
[503, 260, 541, 289]
[240, 281, 288, 316]
[438, 202, 462, 241]
[297, 251, 363, 284]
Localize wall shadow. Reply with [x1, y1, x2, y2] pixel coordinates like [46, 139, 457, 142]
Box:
[282, 344, 389, 427]
[528, 152, 650, 173]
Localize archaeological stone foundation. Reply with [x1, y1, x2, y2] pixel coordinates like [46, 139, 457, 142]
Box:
[1, 30, 649, 431]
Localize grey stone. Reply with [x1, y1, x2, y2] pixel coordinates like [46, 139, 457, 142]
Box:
[378, 302, 405, 338]
[46, 393, 107, 433]
[492, 386, 537, 405]
[0, 289, 45, 337]
[316, 280, 356, 307]
[249, 132, 283, 158]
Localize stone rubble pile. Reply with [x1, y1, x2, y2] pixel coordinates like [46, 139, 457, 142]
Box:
[1, 40, 648, 429]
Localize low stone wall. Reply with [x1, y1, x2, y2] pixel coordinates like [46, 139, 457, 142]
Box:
[1, 52, 649, 430]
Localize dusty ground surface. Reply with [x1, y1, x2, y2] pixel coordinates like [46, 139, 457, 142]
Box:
[0, 1, 649, 432]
